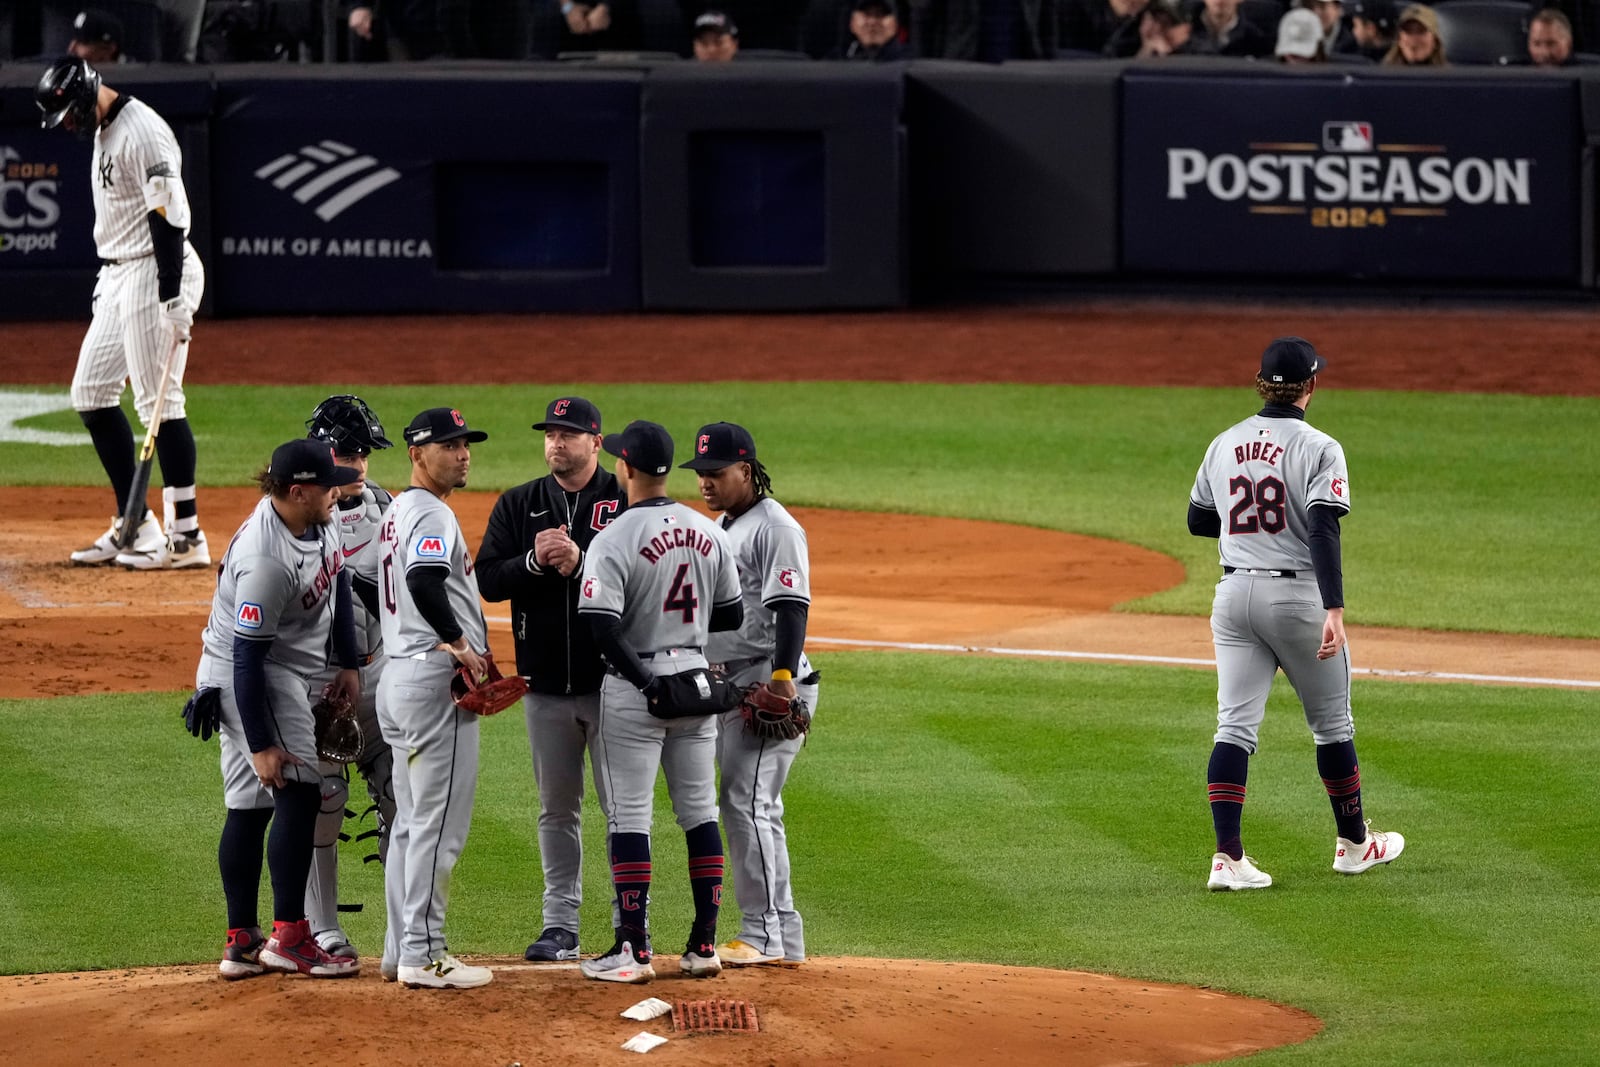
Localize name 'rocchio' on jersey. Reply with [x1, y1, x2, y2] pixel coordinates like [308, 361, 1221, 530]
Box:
[638, 524, 715, 564]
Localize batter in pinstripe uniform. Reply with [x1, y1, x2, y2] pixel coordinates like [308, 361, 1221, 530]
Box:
[198, 439, 362, 981]
[576, 420, 744, 985]
[375, 407, 496, 990]
[36, 56, 209, 570]
[1189, 337, 1405, 891]
[684, 422, 818, 968]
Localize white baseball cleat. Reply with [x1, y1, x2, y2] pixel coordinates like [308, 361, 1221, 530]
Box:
[120, 529, 211, 570]
[680, 943, 723, 978]
[580, 939, 655, 984]
[72, 512, 161, 565]
[1207, 852, 1273, 891]
[314, 927, 358, 960]
[1333, 823, 1406, 874]
[398, 954, 492, 989]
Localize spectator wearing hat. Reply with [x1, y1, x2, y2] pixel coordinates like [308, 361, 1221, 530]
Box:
[1527, 8, 1575, 66]
[68, 8, 125, 64]
[692, 9, 738, 59]
[831, 0, 910, 59]
[1349, 0, 1396, 60]
[1383, 2, 1445, 64]
[1303, 0, 1360, 55]
[679, 0, 808, 52]
[1275, 6, 1327, 59]
[1135, 0, 1193, 56]
[1060, 0, 1153, 57]
[1179, 0, 1273, 57]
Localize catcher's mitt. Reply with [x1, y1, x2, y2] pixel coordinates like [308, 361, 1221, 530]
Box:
[644, 666, 743, 720]
[451, 654, 528, 717]
[739, 682, 812, 742]
[313, 685, 362, 764]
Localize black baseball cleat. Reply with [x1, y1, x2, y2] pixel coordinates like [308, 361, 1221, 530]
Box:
[524, 926, 580, 961]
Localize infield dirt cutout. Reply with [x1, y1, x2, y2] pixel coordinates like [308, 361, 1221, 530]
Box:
[6, 303, 1598, 1064]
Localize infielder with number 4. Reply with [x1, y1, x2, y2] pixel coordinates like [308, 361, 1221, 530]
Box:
[1188, 337, 1405, 891]
[684, 423, 818, 968]
[36, 56, 208, 570]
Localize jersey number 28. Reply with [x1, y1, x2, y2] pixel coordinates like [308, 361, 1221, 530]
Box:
[1228, 475, 1287, 534]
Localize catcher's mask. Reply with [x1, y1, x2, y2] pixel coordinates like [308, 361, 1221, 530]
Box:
[307, 394, 394, 457]
[36, 56, 102, 141]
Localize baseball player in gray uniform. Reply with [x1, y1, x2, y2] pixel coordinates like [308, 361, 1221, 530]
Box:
[576, 421, 744, 984]
[302, 396, 398, 961]
[36, 57, 209, 570]
[1189, 337, 1405, 891]
[683, 423, 818, 967]
[197, 439, 362, 980]
[375, 407, 495, 989]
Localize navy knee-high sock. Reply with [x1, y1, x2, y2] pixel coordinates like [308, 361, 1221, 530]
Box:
[1207, 742, 1251, 860]
[219, 806, 273, 930]
[266, 782, 321, 924]
[1316, 740, 1366, 842]
[79, 407, 137, 516]
[685, 820, 724, 946]
[610, 832, 653, 953]
[154, 417, 199, 532]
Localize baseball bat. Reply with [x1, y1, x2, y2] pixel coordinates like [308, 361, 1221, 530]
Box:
[114, 333, 183, 551]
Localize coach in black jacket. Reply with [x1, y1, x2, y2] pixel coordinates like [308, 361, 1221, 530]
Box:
[475, 396, 624, 963]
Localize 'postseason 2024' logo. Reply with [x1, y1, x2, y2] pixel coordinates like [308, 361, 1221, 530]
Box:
[1166, 121, 1534, 231]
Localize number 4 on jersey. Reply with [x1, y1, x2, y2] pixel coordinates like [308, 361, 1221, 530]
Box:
[663, 562, 698, 622]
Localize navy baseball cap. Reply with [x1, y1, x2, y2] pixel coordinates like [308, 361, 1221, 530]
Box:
[603, 420, 674, 476]
[533, 396, 602, 435]
[695, 10, 737, 36]
[72, 8, 123, 45]
[854, 0, 897, 13]
[403, 407, 488, 446]
[270, 439, 362, 487]
[1259, 337, 1327, 384]
[680, 422, 757, 471]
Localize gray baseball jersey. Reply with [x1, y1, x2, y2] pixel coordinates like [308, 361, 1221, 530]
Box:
[578, 500, 741, 653]
[333, 482, 392, 658]
[200, 494, 344, 675]
[377, 487, 487, 657]
[706, 497, 812, 666]
[1190, 414, 1351, 572]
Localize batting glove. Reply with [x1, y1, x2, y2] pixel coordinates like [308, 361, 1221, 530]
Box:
[161, 297, 193, 342]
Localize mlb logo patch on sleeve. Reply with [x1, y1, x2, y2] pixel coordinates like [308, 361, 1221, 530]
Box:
[237, 602, 264, 630]
[413, 535, 447, 559]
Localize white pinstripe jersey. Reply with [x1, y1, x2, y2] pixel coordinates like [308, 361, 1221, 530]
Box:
[578, 499, 741, 655]
[91, 97, 192, 260]
[377, 487, 487, 658]
[200, 495, 345, 676]
[1191, 413, 1351, 572]
[706, 497, 812, 664]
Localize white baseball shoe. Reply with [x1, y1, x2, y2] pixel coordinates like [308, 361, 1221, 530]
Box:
[72, 512, 161, 565]
[680, 942, 723, 978]
[398, 954, 493, 989]
[120, 529, 211, 570]
[313, 927, 358, 960]
[1207, 852, 1273, 891]
[1333, 823, 1406, 874]
[579, 939, 655, 984]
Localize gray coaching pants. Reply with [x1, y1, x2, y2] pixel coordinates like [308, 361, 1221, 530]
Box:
[1211, 572, 1354, 754]
[377, 652, 480, 969]
[523, 689, 607, 934]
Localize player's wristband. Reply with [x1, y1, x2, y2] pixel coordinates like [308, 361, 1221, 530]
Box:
[770, 669, 793, 682]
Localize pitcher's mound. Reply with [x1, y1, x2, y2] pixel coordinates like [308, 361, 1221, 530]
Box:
[0, 955, 1319, 1066]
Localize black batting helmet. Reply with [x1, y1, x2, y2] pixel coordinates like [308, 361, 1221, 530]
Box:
[307, 394, 394, 456]
[36, 56, 102, 139]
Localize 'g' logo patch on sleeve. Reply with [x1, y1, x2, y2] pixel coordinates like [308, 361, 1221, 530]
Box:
[582, 577, 600, 599]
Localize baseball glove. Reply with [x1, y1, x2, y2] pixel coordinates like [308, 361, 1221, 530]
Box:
[450, 654, 528, 717]
[313, 685, 362, 764]
[739, 682, 812, 742]
[643, 666, 743, 720]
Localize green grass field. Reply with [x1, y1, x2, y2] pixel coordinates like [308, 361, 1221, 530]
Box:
[2, 380, 1597, 1064]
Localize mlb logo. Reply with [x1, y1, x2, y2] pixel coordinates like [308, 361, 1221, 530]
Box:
[237, 602, 264, 630]
[1322, 122, 1374, 153]
[663, 514, 679, 525]
[414, 535, 447, 559]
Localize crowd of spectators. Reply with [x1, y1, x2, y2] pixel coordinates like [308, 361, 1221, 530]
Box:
[0, 0, 1594, 66]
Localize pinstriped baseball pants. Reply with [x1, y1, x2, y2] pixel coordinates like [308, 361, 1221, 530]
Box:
[71, 246, 204, 425]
